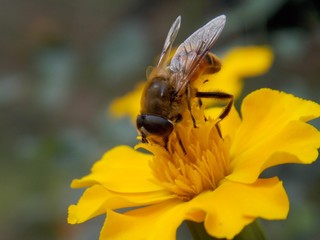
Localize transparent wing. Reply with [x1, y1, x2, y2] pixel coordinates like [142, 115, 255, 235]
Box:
[157, 16, 181, 67]
[169, 15, 226, 96]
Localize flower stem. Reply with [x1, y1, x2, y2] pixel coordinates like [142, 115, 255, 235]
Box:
[186, 220, 266, 240]
[186, 221, 216, 240]
[233, 220, 266, 240]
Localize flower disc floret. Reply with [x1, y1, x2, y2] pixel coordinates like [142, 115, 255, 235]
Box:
[143, 109, 230, 200]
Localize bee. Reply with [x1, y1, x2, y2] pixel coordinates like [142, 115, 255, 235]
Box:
[136, 15, 233, 146]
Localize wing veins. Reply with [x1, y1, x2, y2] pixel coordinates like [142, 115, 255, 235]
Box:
[157, 16, 181, 67]
[169, 15, 226, 97]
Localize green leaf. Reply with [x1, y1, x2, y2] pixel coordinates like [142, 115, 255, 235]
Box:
[186, 220, 267, 240]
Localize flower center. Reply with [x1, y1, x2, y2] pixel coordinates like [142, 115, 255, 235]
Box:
[146, 108, 230, 201]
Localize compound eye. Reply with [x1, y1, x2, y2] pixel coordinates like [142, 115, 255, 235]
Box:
[136, 114, 173, 137]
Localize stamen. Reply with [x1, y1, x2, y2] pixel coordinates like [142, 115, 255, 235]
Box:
[148, 107, 230, 200]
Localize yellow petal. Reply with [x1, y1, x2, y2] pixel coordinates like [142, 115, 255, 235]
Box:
[190, 177, 288, 239]
[68, 185, 110, 224]
[71, 145, 164, 193]
[205, 106, 241, 141]
[100, 199, 186, 240]
[223, 46, 274, 78]
[99, 178, 287, 240]
[196, 70, 243, 100]
[109, 82, 144, 122]
[68, 185, 174, 224]
[229, 89, 320, 183]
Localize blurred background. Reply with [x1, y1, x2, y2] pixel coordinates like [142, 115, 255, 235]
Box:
[0, 0, 319, 239]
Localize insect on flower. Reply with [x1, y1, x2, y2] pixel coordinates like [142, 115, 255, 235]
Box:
[136, 15, 233, 147]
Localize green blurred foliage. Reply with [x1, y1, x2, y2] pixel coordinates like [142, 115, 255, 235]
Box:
[0, 0, 319, 239]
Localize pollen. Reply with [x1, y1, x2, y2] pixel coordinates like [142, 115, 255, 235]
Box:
[146, 108, 230, 201]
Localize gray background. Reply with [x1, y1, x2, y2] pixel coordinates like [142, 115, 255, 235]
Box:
[0, 0, 319, 239]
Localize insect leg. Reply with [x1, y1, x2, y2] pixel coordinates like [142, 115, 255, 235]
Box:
[163, 136, 169, 151]
[197, 98, 208, 121]
[196, 91, 233, 120]
[176, 131, 186, 154]
[196, 91, 233, 137]
[186, 84, 197, 128]
[141, 132, 148, 143]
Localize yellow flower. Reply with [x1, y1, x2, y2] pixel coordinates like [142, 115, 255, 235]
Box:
[109, 46, 273, 122]
[68, 88, 320, 240]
